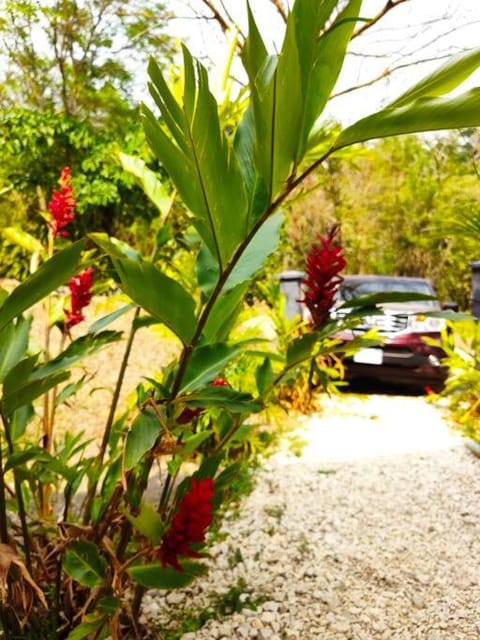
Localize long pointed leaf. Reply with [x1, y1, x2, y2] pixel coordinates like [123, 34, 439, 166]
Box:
[225, 211, 283, 291]
[0, 316, 31, 384]
[31, 331, 123, 379]
[124, 409, 163, 471]
[2, 371, 70, 416]
[145, 49, 249, 270]
[113, 258, 196, 344]
[389, 48, 480, 109]
[202, 282, 249, 344]
[234, 106, 269, 227]
[0, 240, 86, 332]
[63, 541, 107, 588]
[180, 343, 241, 393]
[298, 0, 361, 158]
[334, 89, 480, 150]
[119, 153, 173, 220]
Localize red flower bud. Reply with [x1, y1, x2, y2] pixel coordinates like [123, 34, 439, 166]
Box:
[159, 477, 215, 570]
[48, 167, 76, 238]
[64, 267, 94, 329]
[300, 226, 346, 329]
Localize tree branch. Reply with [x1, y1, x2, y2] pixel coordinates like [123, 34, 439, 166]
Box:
[330, 53, 452, 100]
[352, 0, 409, 40]
[200, 0, 230, 34]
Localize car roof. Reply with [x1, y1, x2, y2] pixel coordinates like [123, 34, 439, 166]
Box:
[342, 275, 432, 285]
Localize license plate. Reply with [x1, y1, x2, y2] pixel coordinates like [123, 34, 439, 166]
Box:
[353, 348, 383, 365]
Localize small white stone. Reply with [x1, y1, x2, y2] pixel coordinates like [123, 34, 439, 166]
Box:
[260, 611, 276, 624]
[166, 591, 186, 605]
[262, 601, 280, 612]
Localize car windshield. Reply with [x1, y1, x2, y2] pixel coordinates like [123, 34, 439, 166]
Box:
[338, 278, 437, 306]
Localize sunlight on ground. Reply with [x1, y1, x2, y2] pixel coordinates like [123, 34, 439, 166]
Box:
[281, 395, 463, 464]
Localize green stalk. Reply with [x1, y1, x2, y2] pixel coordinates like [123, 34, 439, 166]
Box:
[0, 432, 9, 544]
[82, 306, 140, 524]
[1, 411, 32, 572]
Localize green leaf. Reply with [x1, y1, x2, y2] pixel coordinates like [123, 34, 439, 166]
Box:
[0, 240, 86, 332]
[10, 404, 34, 440]
[119, 152, 172, 219]
[334, 89, 480, 150]
[195, 451, 224, 481]
[128, 561, 207, 589]
[242, 0, 360, 196]
[389, 48, 480, 109]
[55, 379, 86, 406]
[97, 595, 120, 616]
[184, 387, 262, 413]
[66, 620, 104, 640]
[88, 304, 135, 334]
[124, 409, 163, 471]
[234, 106, 269, 227]
[286, 333, 319, 367]
[89, 233, 141, 261]
[202, 282, 249, 344]
[63, 540, 107, 588]
[113, 258, 196, 344]
[256, 357, 274, 395]
[296, 0, 361, 158]
[242, 2, 268, 85]
[180, 343, 241, 393]
[4, 446, 49, 472]
[0, 316, 31, 384]
[196, 244, 219, 297]
[181, 430, 213, 455]
[2, 226, 45, 255]
[31, 331, 123, 379]
[3, 354, 38, 392]
[225, 211, 283, 291]
[145, 48, 248, 269]
[124, 502, 164, 544]
[2, 370, 70, 416]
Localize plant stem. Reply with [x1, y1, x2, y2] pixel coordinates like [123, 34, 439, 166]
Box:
[1, 411, 32, 572]
[48, 331, 66, 431]
[82, 306, 140, 524]
[170, 147, 335, 398]
[100, 306, 141, 464]
[0, 433, 9, 544]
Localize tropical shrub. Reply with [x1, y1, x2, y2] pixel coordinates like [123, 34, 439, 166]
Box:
[437, 318, 480, 442]
[1, 0, 480, 637]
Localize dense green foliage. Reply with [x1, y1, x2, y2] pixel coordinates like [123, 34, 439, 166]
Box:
[438, 318, 480, 442]
[0, 109, 166, 278]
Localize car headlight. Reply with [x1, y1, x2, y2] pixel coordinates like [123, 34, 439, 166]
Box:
[407, 314, 446, 333]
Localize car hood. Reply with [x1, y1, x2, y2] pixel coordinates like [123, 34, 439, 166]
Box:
[378, 302, 441, 313]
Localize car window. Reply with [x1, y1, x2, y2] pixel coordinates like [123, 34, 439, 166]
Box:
[338, 278, 437, 306]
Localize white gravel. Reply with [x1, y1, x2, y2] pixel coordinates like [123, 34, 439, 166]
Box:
[142, 394, 480, 639]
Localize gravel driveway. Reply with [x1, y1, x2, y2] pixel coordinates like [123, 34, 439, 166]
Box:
[143, 393, 480, 640]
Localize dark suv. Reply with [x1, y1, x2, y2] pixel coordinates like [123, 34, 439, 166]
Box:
[333, 275, 448, 391]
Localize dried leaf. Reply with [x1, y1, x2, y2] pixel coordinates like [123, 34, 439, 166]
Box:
[0, 543, 48, 610]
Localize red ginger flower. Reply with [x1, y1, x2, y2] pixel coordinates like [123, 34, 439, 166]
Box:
[48, 167, 76, 237]
[301, 226, 346, 329]
[64, 267, 94, 329]
[211, 377, 229, 387]
[159, 477, 215, 571]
